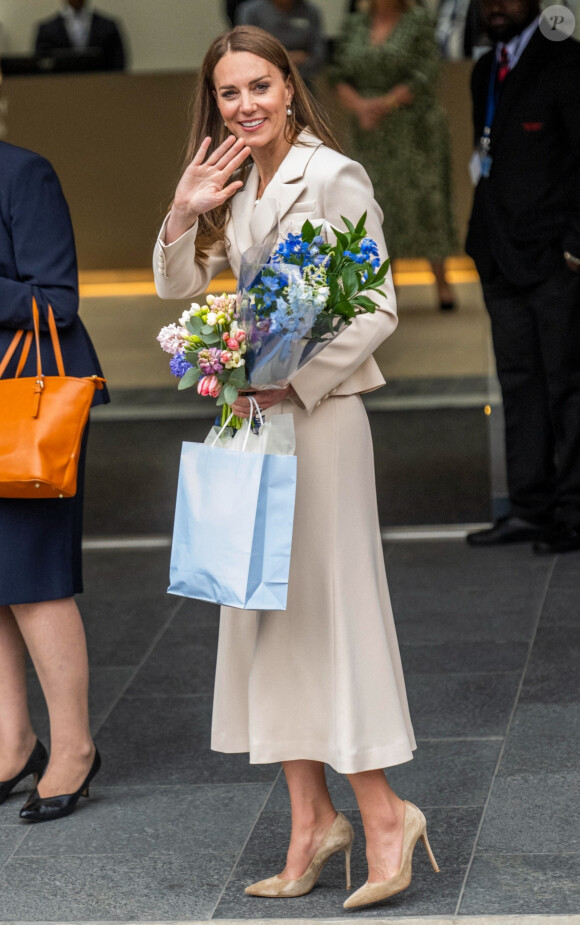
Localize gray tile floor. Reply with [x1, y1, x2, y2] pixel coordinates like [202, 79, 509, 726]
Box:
[1, 539, 578, 921]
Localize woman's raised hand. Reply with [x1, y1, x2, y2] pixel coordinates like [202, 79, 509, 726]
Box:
[165, 136, 251, 244]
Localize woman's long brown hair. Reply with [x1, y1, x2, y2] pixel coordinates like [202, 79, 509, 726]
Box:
[184, 25, 343, 264]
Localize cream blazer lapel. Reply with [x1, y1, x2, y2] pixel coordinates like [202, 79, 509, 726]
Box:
[227, 132, 322, 274]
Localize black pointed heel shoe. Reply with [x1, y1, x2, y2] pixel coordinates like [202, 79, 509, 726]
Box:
[0, 740, 49, 805]
[19, 748, 101, 823]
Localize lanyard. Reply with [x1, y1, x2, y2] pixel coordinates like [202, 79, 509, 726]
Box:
[478, 54, 502, 178]
[481, 54, 500, 150]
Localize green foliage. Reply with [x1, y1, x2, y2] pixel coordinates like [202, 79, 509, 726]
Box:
[228, 365, 247, 388]
[185, 317, 204, 335]
[302, 213, 390, 338]
[177, 366, 200, 390]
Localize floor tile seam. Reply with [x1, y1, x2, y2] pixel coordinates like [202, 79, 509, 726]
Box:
[155, 918, 580, 924]
[209, 767, 283, 919]
[415, 736, 504, 742]
[472, 848, 580, 856]
[120, 693, 214, 700]
[404, 669, 523, 678]
[453, 556, 557, 916]
[492, 768, 580, 781]
[92, 598, 188, 736]
[530, 620, 580, 629]
[0, 826, 30, 875]
[91, 782, 278, 792]
[259, 803, 486, 814]
[389, 576, 551, 584]
[2, 919, 579, 925]
[398, 639, 534, 646]
[3, 851, 227, 861]
[55, 664, 139, 672]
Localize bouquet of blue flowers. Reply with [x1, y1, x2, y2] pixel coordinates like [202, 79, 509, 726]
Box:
[237, 213, 390, 388]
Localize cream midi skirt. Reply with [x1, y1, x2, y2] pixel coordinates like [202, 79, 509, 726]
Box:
[211, 394, 416, 774]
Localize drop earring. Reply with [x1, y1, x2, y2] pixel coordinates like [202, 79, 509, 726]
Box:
[286, 107, 292, 116]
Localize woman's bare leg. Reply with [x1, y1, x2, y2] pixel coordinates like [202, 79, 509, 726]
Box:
[347, 769, 405, 882]
[280, 759, 337, 879]
[431, 259, 454, 306]
[0, 606, 37, 780]
[10, 598, 95, 797]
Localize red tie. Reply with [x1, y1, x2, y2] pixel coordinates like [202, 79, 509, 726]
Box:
[497, 46, 510, 83]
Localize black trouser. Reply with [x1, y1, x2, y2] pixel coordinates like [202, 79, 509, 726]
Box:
[482, 262, 580, 525]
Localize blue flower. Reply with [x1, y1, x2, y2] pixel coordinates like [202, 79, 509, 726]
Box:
[275, 233, 302, 260]
[262, 274, 281, 292]
[170, 353, 193, 378]
[360, 237, 380, 270]
[344, 249, 365, 265]
[262, 289, 278, 309]
[274, 233, 313, 265]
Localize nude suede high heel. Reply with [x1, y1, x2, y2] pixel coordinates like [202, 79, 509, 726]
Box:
[343, 801, 439, 910]
[245, 811, 354, 898]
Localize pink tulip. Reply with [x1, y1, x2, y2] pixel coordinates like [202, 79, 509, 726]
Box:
[197, 375, 221, 398]
[208, 377, 222, 398]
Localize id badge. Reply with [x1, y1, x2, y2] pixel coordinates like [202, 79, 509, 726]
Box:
[478, 133, 492, 179]
[469, 151, 482, 185]
[480, 154, 493, 177]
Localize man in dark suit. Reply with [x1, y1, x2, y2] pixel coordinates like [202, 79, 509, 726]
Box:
[465, 0, 580, 553]
[35, 0, 126, 72]
[226, 0, 250, 24]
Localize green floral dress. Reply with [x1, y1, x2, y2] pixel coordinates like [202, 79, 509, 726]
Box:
[331, 7, 457, 260]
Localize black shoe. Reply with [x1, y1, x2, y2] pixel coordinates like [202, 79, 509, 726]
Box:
[439, 300, 456, 312]
[19, 748, 101, 823]
[466, 516, 546, 547]
[0, 740, 48, 806]
[533, 522, 580, 555]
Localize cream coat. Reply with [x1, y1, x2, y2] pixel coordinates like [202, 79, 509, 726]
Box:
[154, 132, 397, 413]
[154, 133, 416, 773]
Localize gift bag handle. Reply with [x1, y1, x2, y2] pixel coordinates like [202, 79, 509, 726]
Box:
[210, 395, 264, 448]
[0, 299, 65, 380]
[242, 396, 264, 451]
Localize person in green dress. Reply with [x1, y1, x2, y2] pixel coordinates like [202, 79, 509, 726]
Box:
[332, 0, 458, 310]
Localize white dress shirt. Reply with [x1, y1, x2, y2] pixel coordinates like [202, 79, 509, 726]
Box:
[496, 15, 540, 69]
[61, 4, 92, 49]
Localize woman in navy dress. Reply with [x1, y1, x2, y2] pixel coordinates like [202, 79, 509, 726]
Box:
[0, 134, 108, 822]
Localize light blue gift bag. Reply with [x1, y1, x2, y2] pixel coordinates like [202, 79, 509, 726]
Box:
[168, 402, 297, 610]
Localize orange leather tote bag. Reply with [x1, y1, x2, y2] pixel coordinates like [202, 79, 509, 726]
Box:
[0, 298, 105, 498]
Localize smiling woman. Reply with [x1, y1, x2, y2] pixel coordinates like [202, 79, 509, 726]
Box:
[153, 24, 440, 912]
[215, 54, 293, 169]
[163, 24, 340, 262]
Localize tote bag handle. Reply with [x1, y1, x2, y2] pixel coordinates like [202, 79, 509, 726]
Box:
[0, 299, 66, 380]
[210, 396, 265, 448]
